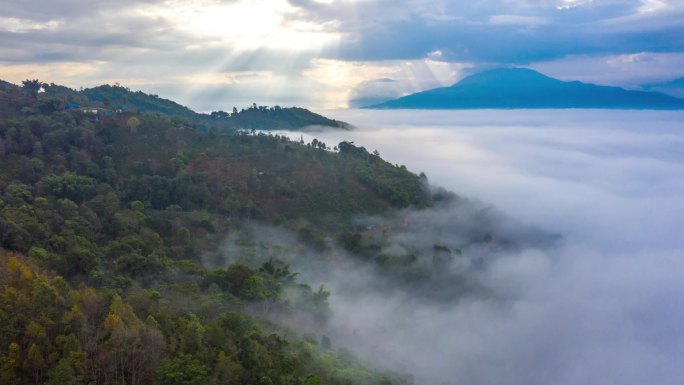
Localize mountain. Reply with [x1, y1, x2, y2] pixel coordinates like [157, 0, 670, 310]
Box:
[81, 84, 199, 119]
[1, 79, 349, 130]
[365, 68, 684, 110]
[0, 80, 430, 385]
[0, 79, 18, 91]
[215, 105, 351, 130]
[642, 77, 684, 99]
[0, 77, 552, 385]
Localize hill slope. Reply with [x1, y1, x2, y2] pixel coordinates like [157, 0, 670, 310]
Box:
[82, 84, 198, 119]
[0, 79, 428, 385]
[366, 68, 684, 110]
[642, 77, 684, 98]
[1, 79, 349, 130]
[0, 78, 553, 385]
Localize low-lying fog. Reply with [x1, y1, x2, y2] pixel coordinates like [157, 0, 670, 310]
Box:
[274, 109, 684, 385]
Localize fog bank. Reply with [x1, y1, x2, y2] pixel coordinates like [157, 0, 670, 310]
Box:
[275, 109, 684, 385]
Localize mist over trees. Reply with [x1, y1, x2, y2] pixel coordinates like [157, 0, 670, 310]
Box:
[0, 78, 447, 385]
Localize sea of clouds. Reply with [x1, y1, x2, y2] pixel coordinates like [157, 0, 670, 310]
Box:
[268, 109, 684, 385]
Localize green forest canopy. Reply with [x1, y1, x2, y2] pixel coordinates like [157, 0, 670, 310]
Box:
[0, 80, 432, 385]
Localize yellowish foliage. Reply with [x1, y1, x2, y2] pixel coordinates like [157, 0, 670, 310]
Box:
[103, 313, 122, 332]
[25, 321, 46, 340]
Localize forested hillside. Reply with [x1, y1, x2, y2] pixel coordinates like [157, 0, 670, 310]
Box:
[0, 80, 429, 384]
[1, 79, 348, 132]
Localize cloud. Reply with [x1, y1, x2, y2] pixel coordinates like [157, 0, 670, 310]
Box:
[529, 52, 684, 87]
[3, 0, 681, 66]
[303, 57, 470, 108]
[0, 17, 61, 32]
[488, 14, 549, 25]
[269, 109, 684, 384]
[297, 0, 684, 63]
[1, 0, 683, 108]
[347, 78, 403, 108]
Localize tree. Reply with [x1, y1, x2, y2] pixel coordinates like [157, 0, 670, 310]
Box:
[210, 110, 229, 119]
[303, 375, 322, 385]
[240, 274, 281, 302]
[127, 116, 141, 133]
[311, 285, 331, 322]
[213, 351, 244, 384]
[178, 315, 205, 356]
[100, 295, 164, 385]
[45, 358, 82, 385]
[155, 355, 210, 385]
[22, 79, 43, 94]
[0, 342, 21, 385]
[259, 258, 298, 285]
[213, 264, 254, 294]
[39, 172, 97, 203]
[25, 343, 46, 385]
[36, 97, 63, 114]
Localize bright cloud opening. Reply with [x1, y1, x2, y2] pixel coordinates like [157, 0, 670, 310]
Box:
[140, 0, 339, 51]
[0, 16, 61, 32]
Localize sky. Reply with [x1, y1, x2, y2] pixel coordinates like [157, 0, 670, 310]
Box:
[1, 0, 683, 109]
[262, 109, 684, 385]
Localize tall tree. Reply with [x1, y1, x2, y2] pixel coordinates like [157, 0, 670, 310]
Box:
[22, 79, 43, 97]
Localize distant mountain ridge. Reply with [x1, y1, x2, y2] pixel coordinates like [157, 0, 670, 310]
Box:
[82, 84, 198, 119]
[642, 77, 684, 99]
[0, 78, 349, 130]
[365, 68, 684, 110]
[80, 83, 350, 129]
